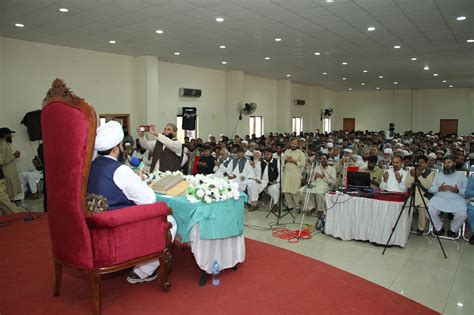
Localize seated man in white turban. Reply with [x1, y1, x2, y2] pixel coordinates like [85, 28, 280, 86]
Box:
[87, 121, 177, 284]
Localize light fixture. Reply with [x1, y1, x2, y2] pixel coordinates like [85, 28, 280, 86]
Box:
[348, 88, 352, 90]
[216, 17, 224, 22]
[221, 61, 227, 65]
[59, 8, 69, 13]
[322, 72, 327, 75]
[342, 77, 347, 80]
[378, 75, 383, 79]
[264, 57, 270, 60]
[456, 16, 466, 21]
[433, 73, 439, 76]
[174, 52, 180, 55]
[286, 74, 291, 77]
[15, 23, 24, 28]
[394, 81, 398, 85]
[274, 38, 282, 42]
[219, 45, 226, 49]
[155, 29, 163, 34]
[108, 40, 116, 44]
[411, 57, 417, 61]
[424, 65, 430, 70]
[449, 85, 454, 88]
[326, 0, 334, 2]
[314, 52, 321, 55]
[342, 62, 348, 65]
[467, 39, 474, 43]
[394, 45, 401, 49]
[363, 70, 368, 73]
[361, 83, 365, 86]
[457, 302, 463, 307]
[376, 87, 380, 90]
[367, 26, 375, 31]
[442, 80, 447, 83]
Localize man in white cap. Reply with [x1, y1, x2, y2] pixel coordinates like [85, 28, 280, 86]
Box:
[335, 148, 354, 186]
[427, 152, 442, 172]
[88, 121, 177, 284]
[379, 148, 393, 170]
[380, 155, 408, 192]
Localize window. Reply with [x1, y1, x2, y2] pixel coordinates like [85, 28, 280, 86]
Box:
[177, 116, 198, 143]
[292, 117, 303, 134]
[249, 116, 264, 138]
[323, 118, 331, 133]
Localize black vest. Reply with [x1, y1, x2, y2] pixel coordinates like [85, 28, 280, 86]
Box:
[261, 159, 279, 182]
[150, 140, 182, 172]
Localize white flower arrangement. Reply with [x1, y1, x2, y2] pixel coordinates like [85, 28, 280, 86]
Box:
[184, 174, 240, 204]
[145, 170, 184, 185]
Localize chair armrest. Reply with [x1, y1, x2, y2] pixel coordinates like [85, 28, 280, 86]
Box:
[86, 202, 172, 228]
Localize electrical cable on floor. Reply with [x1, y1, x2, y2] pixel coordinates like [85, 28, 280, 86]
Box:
[271, 224, 314, 243]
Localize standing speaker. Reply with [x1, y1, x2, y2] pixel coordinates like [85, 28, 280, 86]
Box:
[182, 107, 197, 130]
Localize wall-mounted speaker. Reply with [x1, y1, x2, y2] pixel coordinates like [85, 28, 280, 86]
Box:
[294, 99, 306, 105]
[179, 88, 202, 97]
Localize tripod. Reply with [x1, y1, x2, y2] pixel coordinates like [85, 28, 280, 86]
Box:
[382, 172, 447, 258]
[266, 154, 294, 225]
[296, 156, 319, 238]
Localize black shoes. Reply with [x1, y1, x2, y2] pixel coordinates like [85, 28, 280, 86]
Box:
[447, 230, 458, 238]
[469, 236, 474, 245]
[432, 228, 445, 236]
[126, 270, 158, 284]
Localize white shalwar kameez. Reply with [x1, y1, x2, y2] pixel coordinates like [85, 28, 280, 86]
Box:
[247, 159, 280, 204]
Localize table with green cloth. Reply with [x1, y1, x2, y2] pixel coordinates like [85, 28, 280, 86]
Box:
[156, 193, 246, 274]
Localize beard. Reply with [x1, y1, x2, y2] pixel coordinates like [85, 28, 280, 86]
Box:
[6, 136, 12, 143]
[117, 148, 125, 164]
[164, 133, 173, 140]
[443, 167, 455, 175]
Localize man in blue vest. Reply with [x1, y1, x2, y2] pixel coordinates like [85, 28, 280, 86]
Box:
[88, 121, 177, 284]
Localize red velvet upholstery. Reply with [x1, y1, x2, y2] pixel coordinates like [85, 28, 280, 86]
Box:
[42, 100, 171, 269]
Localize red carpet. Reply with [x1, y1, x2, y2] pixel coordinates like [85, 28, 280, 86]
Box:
[0, 214, 437, 315]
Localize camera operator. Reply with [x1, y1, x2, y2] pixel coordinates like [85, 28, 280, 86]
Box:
[405, 155, 435, 235]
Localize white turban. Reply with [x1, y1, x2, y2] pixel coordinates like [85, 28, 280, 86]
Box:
[427, 153, 437, 159]
[343, 148, 353, 154]
[95, 121, 124, 151]
[327, 142, 334, 148]
[241, 140, 248, 144]
[384, 148, 393, 155]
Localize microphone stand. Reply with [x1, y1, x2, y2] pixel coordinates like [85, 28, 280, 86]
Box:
[296, 155, 319, 238]
[266, 153, 294, 225]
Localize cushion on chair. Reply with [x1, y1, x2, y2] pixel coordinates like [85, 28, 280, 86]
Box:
[42, 102, 95, 268]
[87, 203, 172, 267]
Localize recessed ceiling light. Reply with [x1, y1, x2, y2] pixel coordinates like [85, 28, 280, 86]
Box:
[326, 0, 334, 2]
[264, 57, 270, 60]
[411, 57, 417, 61]
[216, 17, 224, 22]
[394, 81, 398, 85]
[221, 61, 227, 65]
[348, 88, 352, 90]
[433, 73, 439, 76]
[15, 23, 24, 28]
[174, 52, 180, 55]
[376, 87, 380, 90]
[219, 45, 226, 49]
[274, 38, 282, 42]
[59, 8, 69, 13]
[394, 45, 401, 49]
[378, 75, 383, 79]
[457, 302, 464, 307]
[322, 72, 327, 75]
[342, 77, 347, 80]
[456, 16, 466, 21]
[155, 29, 163, 34]
[449, 85, 454, 88]
[342, 62, 348, 65]
[286, 74, 291, 77]
[108, 40, 116, 44]
[314, 52, 321, 56]
[442, 80, 447, 83]
[363, 70, 368, 73]
[361, 83, 365, 86]
[367, 26, 376, 31]
[424, 65, 430, 70]
[467, 39, 474, 43]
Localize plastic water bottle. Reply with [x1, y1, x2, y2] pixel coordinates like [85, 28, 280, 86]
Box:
[211, 260, 220, 286]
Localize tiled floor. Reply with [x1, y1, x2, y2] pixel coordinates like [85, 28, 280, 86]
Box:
[21, 197, 473, 314]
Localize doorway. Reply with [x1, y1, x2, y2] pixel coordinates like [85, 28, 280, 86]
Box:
[343, 118, 355, 132]
[439, 119, 458, 135]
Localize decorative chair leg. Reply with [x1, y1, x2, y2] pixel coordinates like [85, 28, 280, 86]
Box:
[158, 249, 173, 292]
[89, 271, 101, 315]
[53, 260, 63, 297]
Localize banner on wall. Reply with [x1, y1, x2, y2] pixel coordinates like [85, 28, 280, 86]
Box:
[182, 107, 197, 130]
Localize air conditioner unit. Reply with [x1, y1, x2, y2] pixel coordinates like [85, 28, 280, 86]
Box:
[179, 88, 202, 98]
[293, 99, 306, 106]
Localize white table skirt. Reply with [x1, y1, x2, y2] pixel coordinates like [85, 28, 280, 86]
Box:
[325, 193, 413, 247]
[187, 224, 246, 274]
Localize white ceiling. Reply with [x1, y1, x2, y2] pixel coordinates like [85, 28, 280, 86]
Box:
[0, 0, 473, 90]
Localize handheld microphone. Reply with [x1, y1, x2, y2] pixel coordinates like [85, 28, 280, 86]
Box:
[130, 156, 145, 170]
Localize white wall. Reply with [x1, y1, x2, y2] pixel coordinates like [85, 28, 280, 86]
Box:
[0, 37, 135, 171]
[244, 75, 277, 135]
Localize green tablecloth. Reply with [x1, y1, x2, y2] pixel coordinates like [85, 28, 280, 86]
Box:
[155, 193, 246, 242]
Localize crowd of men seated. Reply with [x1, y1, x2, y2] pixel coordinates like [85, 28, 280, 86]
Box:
[2, 123, 474, 245]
